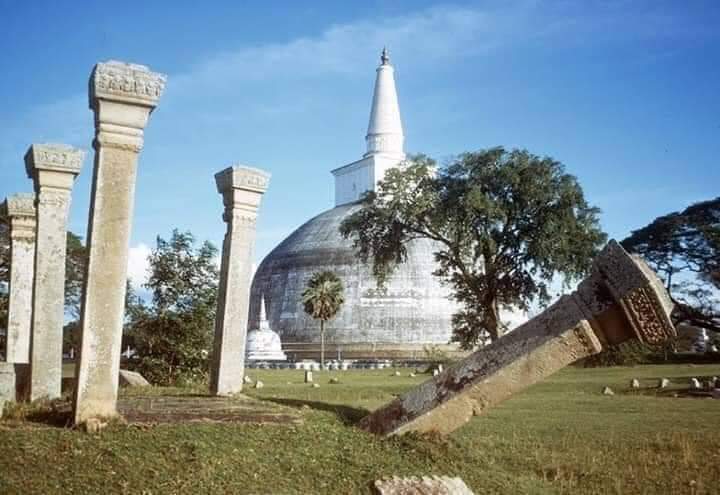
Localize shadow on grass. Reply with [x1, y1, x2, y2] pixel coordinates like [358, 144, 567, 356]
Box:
[2, 399, 73, 428]
[265, 398, 369, 425]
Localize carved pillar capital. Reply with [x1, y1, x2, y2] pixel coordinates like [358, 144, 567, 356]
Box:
[214, 166, 271, 225]
[89, 60, 167, 152]
[2, 194, 36, 242]
[24, 144, 84, 191]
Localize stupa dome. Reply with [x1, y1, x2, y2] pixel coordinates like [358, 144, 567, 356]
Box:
[249, 203, 459, 360]
[245, 298, 287, 361]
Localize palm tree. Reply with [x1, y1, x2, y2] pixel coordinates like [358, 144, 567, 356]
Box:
[302, 271, 344, 370]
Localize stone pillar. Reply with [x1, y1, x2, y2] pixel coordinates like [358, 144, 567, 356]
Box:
[73, 61, 166, 424]
[25, 144, 84, 400]
[210, 166, 270, 395]
[359, 241, 677, 436]
[1, 194, 36, 363]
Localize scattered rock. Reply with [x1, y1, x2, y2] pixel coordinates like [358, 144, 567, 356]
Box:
[630, 378, 640, 389]
[602, 386, 614, 396]
[254, 380, 264, 389]
[312, 383, 320, 388]
[82, 418, 108, 434]
[659, 378, 670, 388]
[243, 375, 254, 384]
[118, 369, 150, 387]
[409, 373, 416, 378]
[432, 369, 440, 377]
[392, 371, 401, 377]
[329, 377, 340, 384]
[690, 378, 701, 389]
[304, 370, 313, 383]
[374, 476, 474, 495]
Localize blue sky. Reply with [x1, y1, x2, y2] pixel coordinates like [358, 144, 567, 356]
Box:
[1, 0, 718, 287]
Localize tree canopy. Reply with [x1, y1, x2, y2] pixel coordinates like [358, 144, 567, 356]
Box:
[340, 148, 606, 348]
[125, 230, 219, 385]
[622, 197, 719, 332]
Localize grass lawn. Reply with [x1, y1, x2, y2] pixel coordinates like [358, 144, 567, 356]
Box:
[1, 364, 719, 494]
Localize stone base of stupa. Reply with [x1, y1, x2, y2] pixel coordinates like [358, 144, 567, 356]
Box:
[246, 351, 288, 362]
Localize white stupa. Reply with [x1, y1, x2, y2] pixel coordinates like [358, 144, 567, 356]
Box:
[249, 48, 461, 360]
[245, 297, 287, 361]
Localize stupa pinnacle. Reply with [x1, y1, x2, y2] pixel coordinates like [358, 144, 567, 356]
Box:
[331, 47, 407, 206]
[365, 47, 405, 159]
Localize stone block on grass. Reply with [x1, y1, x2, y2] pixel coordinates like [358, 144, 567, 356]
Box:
[118, 369, 150, 388]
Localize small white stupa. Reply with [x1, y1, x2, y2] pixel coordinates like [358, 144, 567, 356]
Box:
[245, 297, 287, 361]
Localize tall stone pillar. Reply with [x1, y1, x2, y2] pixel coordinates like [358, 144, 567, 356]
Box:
[73, 61, 165, 424]
[25, 144, 84, 400]
[1, 194, 36, 363]
[210, 166, 270, 395]
[360, 241, 677, 436]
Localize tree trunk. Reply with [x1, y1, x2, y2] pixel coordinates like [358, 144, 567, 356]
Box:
[320, 320, 325, 370]
[484, 295, 501, 342]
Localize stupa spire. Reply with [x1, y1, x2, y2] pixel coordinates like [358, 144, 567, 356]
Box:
[259, 296, 270, 330]
[365, 47, 405, 159]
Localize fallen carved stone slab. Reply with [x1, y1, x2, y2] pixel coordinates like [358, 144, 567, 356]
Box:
[374, 476, 474, 495]
[360, 241, 676, 436]
[118, 369, 151, 387]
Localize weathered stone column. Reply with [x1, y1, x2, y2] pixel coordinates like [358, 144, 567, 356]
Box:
[25, 144, 84, 400]
[1, 194, 36, 363]
[360, 241, 677, 436]
[73, 61, 165, 424]
[210, 166, 270, 395]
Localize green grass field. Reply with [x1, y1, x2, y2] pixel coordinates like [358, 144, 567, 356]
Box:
[1, 364, 719, 494]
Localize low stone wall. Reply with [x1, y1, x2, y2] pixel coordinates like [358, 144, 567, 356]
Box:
[280, 342, 468, 361]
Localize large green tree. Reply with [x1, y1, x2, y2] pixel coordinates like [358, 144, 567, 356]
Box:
[340, 148, 606, 349]
[302, 271, 345, 369]
[622, 197, 719, 333]
[125, 230, 219, 385]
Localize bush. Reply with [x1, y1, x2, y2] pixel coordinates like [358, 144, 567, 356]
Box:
[579, 341, 654, 367]
[124, 230, 218, 386]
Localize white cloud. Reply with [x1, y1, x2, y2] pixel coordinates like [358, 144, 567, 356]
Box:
[169, 5, 501, 95]
[127, 243, 152, 289]
[0, 3, 522, 163]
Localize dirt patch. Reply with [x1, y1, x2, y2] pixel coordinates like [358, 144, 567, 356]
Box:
[117, 394, 302, 425]
[1, 394, 302, 428]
